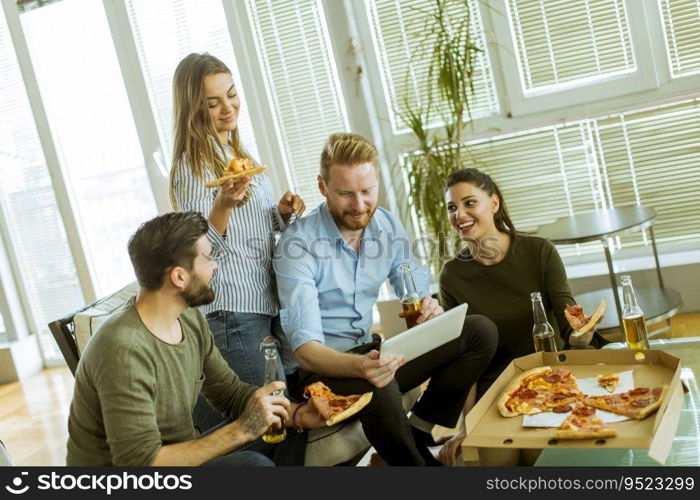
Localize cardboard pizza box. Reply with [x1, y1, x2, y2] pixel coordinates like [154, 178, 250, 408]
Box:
[461, 349, 685, 465]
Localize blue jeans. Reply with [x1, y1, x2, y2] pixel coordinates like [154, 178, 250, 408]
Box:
[201, 419, 307, 467]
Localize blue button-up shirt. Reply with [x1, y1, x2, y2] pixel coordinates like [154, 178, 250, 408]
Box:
[273, 202, 431, 368]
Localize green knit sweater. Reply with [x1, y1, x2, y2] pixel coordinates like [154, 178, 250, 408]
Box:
[67, 298, 257, 466]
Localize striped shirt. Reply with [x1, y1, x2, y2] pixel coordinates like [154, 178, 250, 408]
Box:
[172, 150, 287, 317]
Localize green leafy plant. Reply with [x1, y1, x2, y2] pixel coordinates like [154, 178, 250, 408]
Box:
[397, 0, 483, 271]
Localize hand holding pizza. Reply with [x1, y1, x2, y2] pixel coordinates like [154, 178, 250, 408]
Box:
[359, 349, 405, 388]
[214, 176, 252, 209]
[565, 301, 606, 348]
[295, 400, 327, 429]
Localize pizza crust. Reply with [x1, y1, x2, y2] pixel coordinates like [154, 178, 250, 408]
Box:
[326, 391, 373, 426]
[204, 166, 267, 188]
[552, 428, 618, 440]
[569, 300, 607, 337]
[497, 366, 552, 417]
[636, 385, 668, 419]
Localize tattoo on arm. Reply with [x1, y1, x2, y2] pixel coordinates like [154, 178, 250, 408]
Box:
[239, 402, 266, 436]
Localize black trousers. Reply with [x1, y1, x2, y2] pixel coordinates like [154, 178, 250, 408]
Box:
[289, 314, 497, 466]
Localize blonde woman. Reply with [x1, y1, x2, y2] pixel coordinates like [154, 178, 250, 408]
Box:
[170, 53, 305, 434]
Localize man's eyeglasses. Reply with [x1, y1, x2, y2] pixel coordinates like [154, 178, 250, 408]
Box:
[201, 249, 224, 262]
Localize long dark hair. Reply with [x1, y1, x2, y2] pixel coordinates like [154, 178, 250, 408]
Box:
[445, 168, 516, 236]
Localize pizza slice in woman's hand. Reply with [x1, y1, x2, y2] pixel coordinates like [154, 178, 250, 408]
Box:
[564, 300, 606, 338]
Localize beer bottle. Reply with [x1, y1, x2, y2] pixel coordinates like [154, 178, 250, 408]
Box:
[620, 275, 650, 350]
[261, 338, 286, 443]
[399, 263, 422, 329]
[531, 292, 557, 352]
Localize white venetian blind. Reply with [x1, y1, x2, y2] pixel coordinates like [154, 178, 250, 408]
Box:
[508, 0, 636, 93]
[659, 0, 700, 78]
[125, 0, 259, 163]
[366, 0, 498, 134]
[594, 99, 700, 246]
[0, 6, 84, 356]
[456, 99, 700, 257]
[245, 0, 350, 209]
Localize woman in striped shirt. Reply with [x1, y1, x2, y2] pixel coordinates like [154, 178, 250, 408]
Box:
[169, 53, 305, 433]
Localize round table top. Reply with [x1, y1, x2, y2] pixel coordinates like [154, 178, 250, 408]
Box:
[535, 206, 657, 244]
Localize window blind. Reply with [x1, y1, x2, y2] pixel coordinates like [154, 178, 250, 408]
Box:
[659, 0, 700, 77]
[455, 98, 700, 257]
[0, 6, 84, 358]
[366, 0, 498, 134]
[508, 0, 636, 93]
[245, 0, 350, 210]
[125, 0, 259, 164]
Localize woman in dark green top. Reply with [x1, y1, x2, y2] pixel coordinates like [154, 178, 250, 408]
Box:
[437, 168, 608, 465]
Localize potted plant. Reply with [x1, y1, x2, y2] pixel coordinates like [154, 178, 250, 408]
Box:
[397, 0, 484, 272]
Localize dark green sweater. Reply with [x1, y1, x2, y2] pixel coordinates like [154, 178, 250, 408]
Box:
[440, 234, 606, 382]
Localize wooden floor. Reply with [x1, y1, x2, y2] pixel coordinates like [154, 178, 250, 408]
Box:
[2, 312, 699, 466]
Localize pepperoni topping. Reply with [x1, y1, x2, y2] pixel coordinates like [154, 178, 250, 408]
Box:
[630, 387, 650, 396]
[630, 398, 650, 408]
[552, 393, 571, 401]
[517, 389, 538, 399]
[553, 405, 572, 413]
[543, 374, 561, 384]
[573, 405, 596, 416]
[620, 393, 630, 400]
[566, 304, 583, 316]
[554, 368, 572, 379]
[652, 388, 663, 397]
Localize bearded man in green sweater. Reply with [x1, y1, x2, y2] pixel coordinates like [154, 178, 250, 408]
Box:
[66, 211, 323, 466]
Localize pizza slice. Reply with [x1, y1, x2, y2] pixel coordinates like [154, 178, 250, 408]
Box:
[552, 405, 618, 440]
[204, 156, 267, 188]
[303, 382, 373, 426]
[498, 367, 582, 417]
[581, 386, 667, 419]
[597, 372, 621, 393]
[564, 300, 606, 337]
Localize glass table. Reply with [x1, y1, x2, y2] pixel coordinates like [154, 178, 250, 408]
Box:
[535, 337, 700, 466]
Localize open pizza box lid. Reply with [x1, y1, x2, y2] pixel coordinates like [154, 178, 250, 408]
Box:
[462, 349, 685, 465]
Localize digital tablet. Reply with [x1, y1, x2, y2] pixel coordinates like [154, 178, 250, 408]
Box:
[380, 303, 468, 362]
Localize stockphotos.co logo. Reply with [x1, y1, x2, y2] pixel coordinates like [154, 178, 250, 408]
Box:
[5, 472, 29, 495]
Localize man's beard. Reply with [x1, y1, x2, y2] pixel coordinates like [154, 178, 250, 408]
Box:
[180, 273, 215, 307]
[328, 203, 377, 231]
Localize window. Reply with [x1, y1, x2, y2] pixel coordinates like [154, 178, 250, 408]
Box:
[365, 0, 498, 134]
[457, 98, 700, 258]
[659, 0, 700, 78]
[246, 0, 350, 209]
[125, 0, 259, 162]
[0, 4, 84, 357]
[20, 0, 158, 296]
[508, 0, 635, 94]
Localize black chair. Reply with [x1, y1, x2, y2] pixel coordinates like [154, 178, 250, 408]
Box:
[48, 294, 124, 376]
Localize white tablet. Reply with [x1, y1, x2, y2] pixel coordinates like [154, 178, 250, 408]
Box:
[380, 303, 468, 362]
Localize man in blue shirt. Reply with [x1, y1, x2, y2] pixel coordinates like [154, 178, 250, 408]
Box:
[273, 133, 497, 465]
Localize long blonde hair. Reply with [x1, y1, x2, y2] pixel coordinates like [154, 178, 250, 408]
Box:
[169, 53, 251, 210]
